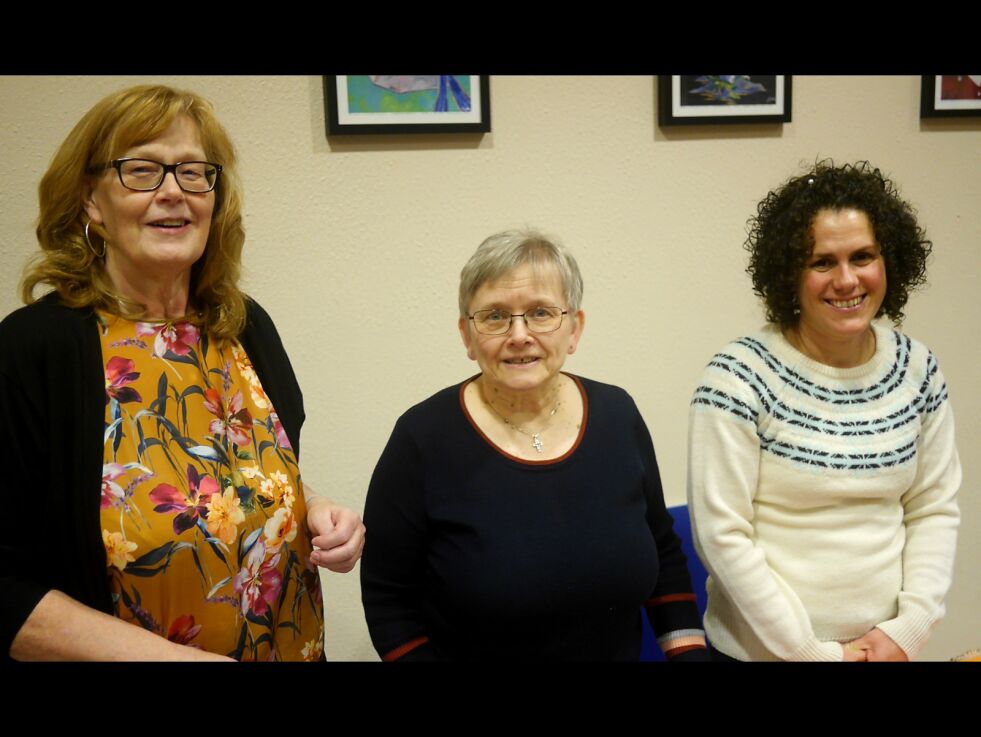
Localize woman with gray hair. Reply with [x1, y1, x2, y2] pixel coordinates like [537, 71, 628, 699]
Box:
[360, 229, 707, 660]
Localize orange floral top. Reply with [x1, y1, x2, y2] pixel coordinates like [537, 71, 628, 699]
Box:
[98, 313, 323, 661]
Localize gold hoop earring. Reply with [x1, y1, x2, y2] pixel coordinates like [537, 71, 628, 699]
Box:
[85, 220, 106, 258]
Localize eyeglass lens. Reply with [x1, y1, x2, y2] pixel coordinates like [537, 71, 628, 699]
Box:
[118, 159, 218, 192]
[472, 307, 564, 335]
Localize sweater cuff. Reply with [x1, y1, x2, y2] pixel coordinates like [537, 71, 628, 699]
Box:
[788, 638, 843, 662]
[875, 608, 937, 661]
[668, 645, 711, 662]
[646, 594, 702, 641]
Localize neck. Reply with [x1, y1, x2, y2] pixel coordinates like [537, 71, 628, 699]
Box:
[478, 374, 564, 423]
[106, 262, 193, 320]
[785, 324, 876, 369]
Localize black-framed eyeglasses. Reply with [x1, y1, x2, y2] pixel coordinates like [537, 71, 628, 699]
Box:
[86, 158, 222, 193]
[468, 306, 568, 335]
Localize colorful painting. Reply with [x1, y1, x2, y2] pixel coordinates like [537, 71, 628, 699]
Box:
[325, 75, 491, 135]
[346, 75, 473, 113]
[921, 75, 981, 118]
[658, 75, 792, 126]
[680, 75, 778, 106]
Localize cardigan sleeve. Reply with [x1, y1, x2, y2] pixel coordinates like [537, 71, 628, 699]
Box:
[237, 298, 305, 461]
[632, 402, 708, 662]
[0, 301, 110, 658]
[687, 367, 843, 661]
[875, 356, 960, 658]
[0, 331, 51, 653]
[360, 417, 438, 661]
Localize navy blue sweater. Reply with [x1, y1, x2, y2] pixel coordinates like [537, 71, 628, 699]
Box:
[361, 375, 705, 661]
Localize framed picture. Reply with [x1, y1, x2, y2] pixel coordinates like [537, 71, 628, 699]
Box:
[324, 75, 491, 135]
[658, 75, 791, 126]
[920, 75, 981, 119]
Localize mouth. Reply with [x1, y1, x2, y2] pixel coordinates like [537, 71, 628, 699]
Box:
[504, 356, 541, 366]
[148, 218, 192, 230]
[826, 295, 866, 310]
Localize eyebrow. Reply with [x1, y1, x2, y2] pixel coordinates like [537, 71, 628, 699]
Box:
[124, 145, 208, 160]
[810, 243, 880, 257]
[475, 299, 558, 311]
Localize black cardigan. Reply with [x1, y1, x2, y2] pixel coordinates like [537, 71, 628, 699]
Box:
[0, 295, 304, 657]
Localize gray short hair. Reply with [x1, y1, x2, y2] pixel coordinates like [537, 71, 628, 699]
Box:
[458, 229, 584, 315]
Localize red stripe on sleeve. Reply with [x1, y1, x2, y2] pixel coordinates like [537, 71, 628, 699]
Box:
[382, 636, 430, 661]
[664, 643, 708, 658]
[645, 593, 697, 606]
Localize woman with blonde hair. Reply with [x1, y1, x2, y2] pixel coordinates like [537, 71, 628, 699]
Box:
[361, 229, 707, 661]
[1, 84, 364, 661]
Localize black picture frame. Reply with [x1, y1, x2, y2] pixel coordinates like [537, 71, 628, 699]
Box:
[658, 75, 792, 126]
[324, 75, 491, 136]
[920, 75, 981, 119]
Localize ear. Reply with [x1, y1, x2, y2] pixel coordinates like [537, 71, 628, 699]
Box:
[81, 179, 105, 226]
[458, 315, 477, 361]
[566, 310, 585, 355]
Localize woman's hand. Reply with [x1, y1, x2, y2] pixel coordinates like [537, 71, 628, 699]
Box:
[305, 489, 366, 573]
[846, 628, 908, 662]
[841, 641, 869, 662]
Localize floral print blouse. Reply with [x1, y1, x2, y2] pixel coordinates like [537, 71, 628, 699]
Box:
[99, 313, 323, 661]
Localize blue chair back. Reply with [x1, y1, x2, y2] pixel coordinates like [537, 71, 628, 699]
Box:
[640, 504, 709, 661]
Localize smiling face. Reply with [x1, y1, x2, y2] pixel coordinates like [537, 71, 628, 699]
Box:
[797, 208, 886, 352]
[458, 262, 584, 396]
[83, 115, 215, 301]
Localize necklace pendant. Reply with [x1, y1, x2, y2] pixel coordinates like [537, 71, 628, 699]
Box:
[532, 434, 543, 453]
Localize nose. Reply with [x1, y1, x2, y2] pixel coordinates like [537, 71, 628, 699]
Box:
[833, 263, 859, 290]
[155, 170, 185, 199]
[507, 314, 533, 342]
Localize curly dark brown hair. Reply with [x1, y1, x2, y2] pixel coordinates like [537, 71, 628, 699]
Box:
[745, 160, 932, 328]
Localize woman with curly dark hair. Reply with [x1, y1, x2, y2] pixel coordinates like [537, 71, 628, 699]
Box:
[687, 161, 961, 661]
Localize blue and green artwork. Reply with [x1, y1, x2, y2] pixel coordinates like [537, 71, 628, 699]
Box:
[681, 76, 776, 106]
[346, 75, 473, 114]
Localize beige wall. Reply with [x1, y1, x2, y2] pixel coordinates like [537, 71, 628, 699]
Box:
[2, 75, 977, 660]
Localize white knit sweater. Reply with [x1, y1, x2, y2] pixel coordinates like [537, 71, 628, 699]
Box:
[687, 323, 960, 661]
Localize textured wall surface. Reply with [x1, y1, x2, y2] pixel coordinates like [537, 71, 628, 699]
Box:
[2, 75, 977, 661]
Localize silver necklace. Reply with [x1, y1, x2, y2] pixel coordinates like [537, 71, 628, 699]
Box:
[483, 394, 561, 453]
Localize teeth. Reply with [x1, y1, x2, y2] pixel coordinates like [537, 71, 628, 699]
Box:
[154, 220, 186, 227]
[830, 296, 863, 308]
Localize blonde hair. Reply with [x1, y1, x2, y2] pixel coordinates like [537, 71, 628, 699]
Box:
[22, 84, 247, 341]
[459, 229, 584, 315]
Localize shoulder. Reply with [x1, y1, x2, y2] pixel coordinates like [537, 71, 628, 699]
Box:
[880, 325, 937, 374]
[694, 327, 783, 395]
[378, 381, 470, 457]
[571, 374, 639, 416]
[689, 329, 784, 425]
[1, 294, 92, 339]
[398, 381, 469, 428]
[242, 297, 278, 338]
[880, 325, 948, 406]
[702, 326, 787, 372]
[0, 296, 96, 366]
[238, 297, 290, 366]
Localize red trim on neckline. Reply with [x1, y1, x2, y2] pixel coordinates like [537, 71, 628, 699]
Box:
[458, 372, 588, 466]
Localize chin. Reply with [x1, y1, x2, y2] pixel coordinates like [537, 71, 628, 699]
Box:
[505, 379, 548, 392]
[491, 373, 547, 392]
